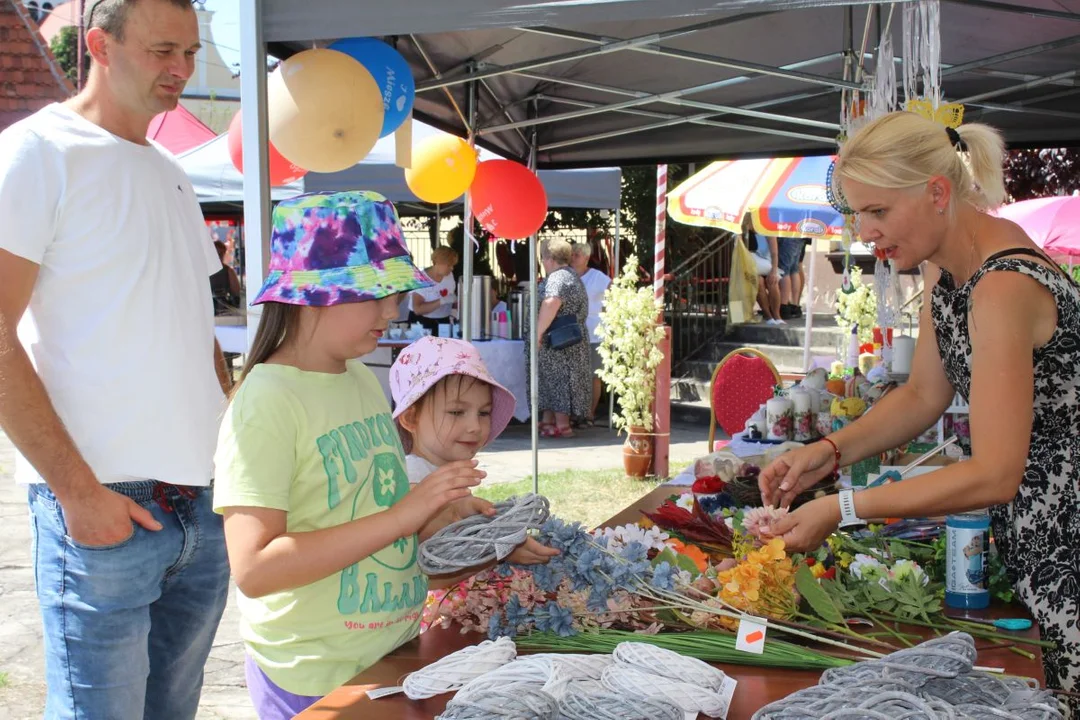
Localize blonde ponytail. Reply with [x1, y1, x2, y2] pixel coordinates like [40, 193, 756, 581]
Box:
[954, 123, 1007, 209]
[835, 111, 1007, 211]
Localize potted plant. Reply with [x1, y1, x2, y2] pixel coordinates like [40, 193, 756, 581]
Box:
[596, 255, 666, 478]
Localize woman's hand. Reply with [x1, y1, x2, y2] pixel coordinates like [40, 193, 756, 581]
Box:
[759, 441, 838, 509]
[506, 537, 560, 565]
[761, 495, 840, 553]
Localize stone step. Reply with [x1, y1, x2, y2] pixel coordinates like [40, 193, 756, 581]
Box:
[725, 314, 847, 349]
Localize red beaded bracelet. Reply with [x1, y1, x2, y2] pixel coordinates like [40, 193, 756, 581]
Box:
[821, 437, 842, 475]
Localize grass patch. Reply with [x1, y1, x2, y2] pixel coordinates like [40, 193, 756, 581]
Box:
[476, 467, 664, 529]
[0, 671, 8, 689]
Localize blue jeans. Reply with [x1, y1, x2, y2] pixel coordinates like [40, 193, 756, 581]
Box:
[28, 481, 230, 720]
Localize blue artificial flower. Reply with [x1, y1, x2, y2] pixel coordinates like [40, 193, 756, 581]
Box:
[487, 610, 505, 640]
[547, 602, 576, 637]
[586, 585, 610, 612]
[494, 562, 514, 577]
[533, 602, 553, 633]
[620, 541, 649, 564]
[699, 491, 737, 516]
[575, 548, 604, 583]
[531, 562, 564, 594]
[651, 561, 675, 591]
[505, 595, 528, 628]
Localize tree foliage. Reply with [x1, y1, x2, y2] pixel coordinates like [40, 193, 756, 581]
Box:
[1004, 148, 1080, 201]
[50, 26, 88, 85]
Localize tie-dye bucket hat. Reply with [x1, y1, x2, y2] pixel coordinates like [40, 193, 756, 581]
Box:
[251, 191, 433, 307]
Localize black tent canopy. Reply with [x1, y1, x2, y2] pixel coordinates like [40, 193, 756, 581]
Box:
[256, 0, 1080, 168]
[236, 0, 1080, 487]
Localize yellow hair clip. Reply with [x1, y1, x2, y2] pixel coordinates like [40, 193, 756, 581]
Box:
[905, 99, 965, 128]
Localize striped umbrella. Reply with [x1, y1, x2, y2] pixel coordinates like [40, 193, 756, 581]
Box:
[667, 156, 844, 240]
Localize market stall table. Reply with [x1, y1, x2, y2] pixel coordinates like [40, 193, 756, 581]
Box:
[296, 485, 1044, 720]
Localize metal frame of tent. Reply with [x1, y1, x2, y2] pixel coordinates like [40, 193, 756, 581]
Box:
[235, 0, 1080, 488]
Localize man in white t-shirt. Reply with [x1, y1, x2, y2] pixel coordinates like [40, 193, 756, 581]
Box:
[409, 245, 458, 334]
[571, 240, 612, 425]
[0, 1, 230, 717]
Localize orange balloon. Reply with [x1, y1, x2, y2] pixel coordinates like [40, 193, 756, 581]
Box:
[470, 160, 548, 240]
[404, 135, 478, 204]
[267, 48, 384, 173]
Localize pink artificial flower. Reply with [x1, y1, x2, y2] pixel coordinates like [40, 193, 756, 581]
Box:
[742, 506, 790, 541]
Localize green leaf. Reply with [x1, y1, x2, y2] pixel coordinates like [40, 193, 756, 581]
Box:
[795, 565, 846, 625]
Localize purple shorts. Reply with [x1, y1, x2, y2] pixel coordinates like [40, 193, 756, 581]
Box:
[245, 655, 322, 719]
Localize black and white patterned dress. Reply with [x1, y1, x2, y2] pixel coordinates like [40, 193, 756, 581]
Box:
[931, 248, 1080, 703]
[524, 266, 592, 419]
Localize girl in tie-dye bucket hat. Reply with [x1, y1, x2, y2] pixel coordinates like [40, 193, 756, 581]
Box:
[211, 192, 492, 717]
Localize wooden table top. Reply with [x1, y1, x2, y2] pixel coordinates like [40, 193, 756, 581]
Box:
[297, 484, 1044, 720]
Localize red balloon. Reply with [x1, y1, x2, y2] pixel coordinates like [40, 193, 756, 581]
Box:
[227, 111, 307, 187]
[469, 160, 548, 240]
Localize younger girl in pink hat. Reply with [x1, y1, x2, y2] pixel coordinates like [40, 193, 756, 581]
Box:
[391, 336, 559, 566]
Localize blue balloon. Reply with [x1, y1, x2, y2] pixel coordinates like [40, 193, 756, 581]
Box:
[329, 37, 415, 138]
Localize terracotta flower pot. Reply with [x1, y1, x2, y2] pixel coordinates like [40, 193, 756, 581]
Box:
[623, 426, 654, 479]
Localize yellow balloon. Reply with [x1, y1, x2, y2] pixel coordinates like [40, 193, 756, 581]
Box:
[267, 48, 384, 174]
[404, 135, 478, 204]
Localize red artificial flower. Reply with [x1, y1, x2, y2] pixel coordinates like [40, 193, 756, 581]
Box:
[692, 475, 726, 495]
[440, 288, 449, 297]
[822, 567, 837, 580]
[805, 557, 816, 566]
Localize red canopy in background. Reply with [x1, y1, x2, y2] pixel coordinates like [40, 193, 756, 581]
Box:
[147, 105, 216, 155]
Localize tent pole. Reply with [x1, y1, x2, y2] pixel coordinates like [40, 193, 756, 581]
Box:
[528, 117, 540, 494]
[609, 210, 620, 431]
[238, 0, 270, 352]
[460, 67, 478, 341]
[802, 238, 818, 372]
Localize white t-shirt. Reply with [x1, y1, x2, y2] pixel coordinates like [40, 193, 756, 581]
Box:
[409, 272, 456, 319]
[0, 104, 225, 486]
[579, 268, 612, 343]
[405, 454, 439, 485]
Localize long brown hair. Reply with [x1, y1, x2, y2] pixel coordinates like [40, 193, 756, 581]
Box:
[232, 302, 301, 397]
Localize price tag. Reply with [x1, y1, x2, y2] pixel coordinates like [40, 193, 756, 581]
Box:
[365, 685, 405, 699]
[736, 615, 768, 654]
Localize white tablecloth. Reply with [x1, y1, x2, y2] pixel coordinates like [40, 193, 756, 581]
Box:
[470, 339, 528, 421]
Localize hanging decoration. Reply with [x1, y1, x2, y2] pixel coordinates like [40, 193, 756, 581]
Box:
[470, 160, 549, 240]
[902, 0, 942, 109]
[266, 48, 384, 173]
[328, 37, 415, 138]
[404, 135, 478, 204]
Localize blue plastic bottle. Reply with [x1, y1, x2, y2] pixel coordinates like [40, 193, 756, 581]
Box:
[945, 510, 990, 610]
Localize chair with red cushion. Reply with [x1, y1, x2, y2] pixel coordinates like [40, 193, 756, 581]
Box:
[708, 347, 782, 452]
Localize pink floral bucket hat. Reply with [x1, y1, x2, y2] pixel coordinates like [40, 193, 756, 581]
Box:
[390, 337, 516, 453]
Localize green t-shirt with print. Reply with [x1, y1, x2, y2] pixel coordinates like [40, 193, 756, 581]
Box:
[214, 361, 427, 697]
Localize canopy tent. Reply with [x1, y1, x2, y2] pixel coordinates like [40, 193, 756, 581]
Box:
[177, 120, 622, 211]
[236, 0, 1080, 488]
[257, 0, 1080, 168]
[147, 105, 217, 156]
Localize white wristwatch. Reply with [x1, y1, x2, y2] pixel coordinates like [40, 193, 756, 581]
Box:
[837, 489, 864, 528]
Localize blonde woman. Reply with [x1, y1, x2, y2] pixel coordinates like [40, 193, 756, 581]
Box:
[409, 245, 459, 333]
[524, 238, 591, 438]
[758, 112, 1080, 702]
